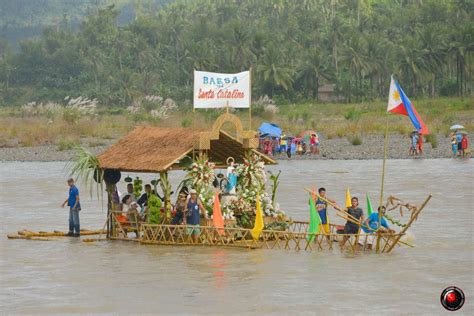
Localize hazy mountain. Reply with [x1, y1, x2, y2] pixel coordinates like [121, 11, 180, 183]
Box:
[0, 0, 173, 47]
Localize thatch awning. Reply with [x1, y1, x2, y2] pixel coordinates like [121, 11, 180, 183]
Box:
[98, 126, 276, 173]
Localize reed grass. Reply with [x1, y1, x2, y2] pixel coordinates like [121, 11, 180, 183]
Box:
[0, 97, 472, 147]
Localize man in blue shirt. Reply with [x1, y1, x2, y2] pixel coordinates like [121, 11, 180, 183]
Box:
[62, 178, 81, 237]
[362, 206, 394, 249]
[456, 131, 463, 156]
[315, 187, 336, 248]
[315, 187, 335, 235]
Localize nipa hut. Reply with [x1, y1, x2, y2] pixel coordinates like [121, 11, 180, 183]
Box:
[97, 113, 276, 235]
[98, 113, 276, 172]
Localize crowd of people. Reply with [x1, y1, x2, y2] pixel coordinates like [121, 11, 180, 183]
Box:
[450, 130, 469, 157]
[409, 129, 470, 158]
[408, 131, 423, 156]
[61, 178, 393, 246]
[259, 132, 320, 158]
[111, 183, 207, 239]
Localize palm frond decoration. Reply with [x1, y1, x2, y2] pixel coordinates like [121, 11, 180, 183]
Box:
[66, 146, 103, 199]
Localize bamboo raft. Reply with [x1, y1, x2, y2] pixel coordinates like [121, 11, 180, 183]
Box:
[7, 229, 105, 241]
[7, 194, 431, 253]
[106, 193, 432, 254]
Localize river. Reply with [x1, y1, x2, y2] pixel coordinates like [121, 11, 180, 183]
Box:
[0, 159, 472, 314]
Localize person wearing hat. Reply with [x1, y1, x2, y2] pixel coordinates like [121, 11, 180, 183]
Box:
[183, 189, 208, 241]
[61, 178, 81, 237]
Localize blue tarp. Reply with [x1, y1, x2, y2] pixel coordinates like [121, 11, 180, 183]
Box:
[258, 122, 282, 137]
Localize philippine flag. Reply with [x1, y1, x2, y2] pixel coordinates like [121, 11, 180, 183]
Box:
[387, 76, 429, 135]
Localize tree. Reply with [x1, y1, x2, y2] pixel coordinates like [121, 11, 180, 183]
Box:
[256, 44, 294, 97]
[296, 48, 333, 100]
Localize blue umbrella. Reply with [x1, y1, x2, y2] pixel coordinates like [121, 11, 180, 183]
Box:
[258, 122, 282, 137]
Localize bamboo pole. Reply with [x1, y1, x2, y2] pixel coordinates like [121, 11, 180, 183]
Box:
[15, 229, 104, 237]
[306, 187, 411, 249]
[336, 213, 362, 226]
[248, 67, 252, 130]
[303, 187, 361, 224]
[386, 194, 431, 253]
[376, 115, 390, 252]
[7, 235, 60, 241]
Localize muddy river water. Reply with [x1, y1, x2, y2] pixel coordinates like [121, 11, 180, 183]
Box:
[0, 159, 472, 314]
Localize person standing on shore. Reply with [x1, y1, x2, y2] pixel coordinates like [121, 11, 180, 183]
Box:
[451, 133, 458, 157]
[461, 134, 468, 157]
[61, 178, 81, 237]
[417, 132, 423, 155]
[456, 131, 463, 156]
[280, 135, 287, 156]
[409, 131, 419, 156]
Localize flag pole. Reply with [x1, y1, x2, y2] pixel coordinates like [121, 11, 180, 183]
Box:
[249, 67, 252, 130]
[192, 69, 196, 161]
[376, 112, 389, 252]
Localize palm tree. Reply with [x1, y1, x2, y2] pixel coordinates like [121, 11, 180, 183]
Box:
[296, 48, 333, 100]
[341, 33, 370, 101]
[256, 44, 294, 97]
[395, 41, 430, 96]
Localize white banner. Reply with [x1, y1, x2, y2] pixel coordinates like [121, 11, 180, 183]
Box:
[193, 70, 250, 108]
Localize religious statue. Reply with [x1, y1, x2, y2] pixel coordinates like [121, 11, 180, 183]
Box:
[226, 157, 237, 195]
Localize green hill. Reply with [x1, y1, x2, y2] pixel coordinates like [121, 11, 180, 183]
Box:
[0, 0, 472, 107]
[0, 0, 172, 46]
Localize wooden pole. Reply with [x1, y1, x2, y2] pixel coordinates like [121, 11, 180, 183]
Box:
[305, 187, 412, 249]
[376, 115, 389, 252]
[248, 67, 252, 130]
[192, 109, 195, 160]
[303, 187, 363, 227]
[386, 194, 432, 253]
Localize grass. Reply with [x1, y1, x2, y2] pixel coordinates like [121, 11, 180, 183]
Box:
[425, 134, 438, 148]
[348, 134, 363, 146]
[57, 138, 78, 151]
[0, 96, 472, 148]
[274, 97, 474, 137]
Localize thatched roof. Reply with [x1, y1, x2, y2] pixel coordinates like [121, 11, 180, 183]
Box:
[98, 126, 276, 173]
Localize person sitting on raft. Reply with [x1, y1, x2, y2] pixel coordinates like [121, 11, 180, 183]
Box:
[120, 183, 135, 211]
[361, 206, 395, 250]
[339, 197, 364, 249]
[171, 191, 187, 225]
[120, 194, 140, 237]
[137, 184, 153, 208]
[122, 195, 140, 217]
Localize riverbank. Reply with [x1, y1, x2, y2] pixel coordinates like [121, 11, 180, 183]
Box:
[0, 133, 470, 162]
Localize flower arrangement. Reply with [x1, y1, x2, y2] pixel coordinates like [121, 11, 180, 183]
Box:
[186, 157, 216, 217]
[187, 157, 215, 195]
[236, 153, 266, 192]
[220, 153, 286, 225]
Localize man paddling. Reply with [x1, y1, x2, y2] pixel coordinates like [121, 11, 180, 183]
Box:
[339, 197, 364, 249]
[315, 187, 336, 247]
[315, 188, 335, 235]
[61, 178, 81, 237]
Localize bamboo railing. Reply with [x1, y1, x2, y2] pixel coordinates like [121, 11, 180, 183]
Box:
[109, 212, 402, 253]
